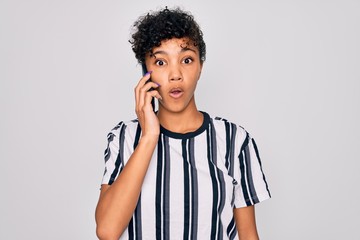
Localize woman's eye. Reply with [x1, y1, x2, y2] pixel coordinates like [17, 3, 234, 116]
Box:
[155, 60, 165, 66]
[183, 58, 193, 64]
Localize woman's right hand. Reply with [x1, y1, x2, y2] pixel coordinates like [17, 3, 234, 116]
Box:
[134, 71, 162, 138]
[96, 72, 162, 240]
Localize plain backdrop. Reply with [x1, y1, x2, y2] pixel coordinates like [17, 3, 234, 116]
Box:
[1, 0, 359, 239]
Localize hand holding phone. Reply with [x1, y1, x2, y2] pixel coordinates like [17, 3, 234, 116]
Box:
[142, 64, 156, 112]
[134, 64, 161, 137]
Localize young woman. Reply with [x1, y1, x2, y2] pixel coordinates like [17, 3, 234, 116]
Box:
[95, 7, 271, 240]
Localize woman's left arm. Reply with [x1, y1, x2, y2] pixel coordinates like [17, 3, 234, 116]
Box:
[233, 205, 259, 240]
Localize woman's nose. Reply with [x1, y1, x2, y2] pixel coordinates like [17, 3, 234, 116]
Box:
[169, 65, 182, 81]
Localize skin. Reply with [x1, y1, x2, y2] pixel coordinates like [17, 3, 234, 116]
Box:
[234, 206, 260, 240]
[95, 38, 259, 240]
[146, 37, 204, 133]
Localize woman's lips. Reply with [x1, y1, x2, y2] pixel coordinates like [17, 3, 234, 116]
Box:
[169, 88, 183, 99]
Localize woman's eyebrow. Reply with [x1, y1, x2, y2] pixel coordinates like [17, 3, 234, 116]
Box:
[151, 50, 167, 56]
[180, 47, 196, 53]
[151, 47, 197, 56]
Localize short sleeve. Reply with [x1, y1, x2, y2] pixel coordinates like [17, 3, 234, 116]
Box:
[233, 132, 271, 208]
[101, 122, 125, 186]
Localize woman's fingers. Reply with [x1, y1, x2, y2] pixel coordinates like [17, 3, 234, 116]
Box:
[134, 72, 162, 117]
[134, 72, 151, 112]
[138, 83, 160, 110]
[133, 72, 161, 136]
[144, 90, 162, 108]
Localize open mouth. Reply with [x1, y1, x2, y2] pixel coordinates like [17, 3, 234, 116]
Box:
[169, 88, 184, 99]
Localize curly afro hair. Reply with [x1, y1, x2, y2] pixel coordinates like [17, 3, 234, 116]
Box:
[129, 7, 206, 64]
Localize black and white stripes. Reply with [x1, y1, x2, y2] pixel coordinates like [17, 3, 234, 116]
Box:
[106, 122, 126, 185]
[224, 120, 237, 178]
[182, 138, 199, 240]
[238, 132, 271, 206]
[127, 124, 143, 239]
[101, 112, 271, 239]
[207, 119, 227, 240]
[155, 134, 171, 240]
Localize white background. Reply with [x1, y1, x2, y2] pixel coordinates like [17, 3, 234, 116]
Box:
[1, 0, 359, 239]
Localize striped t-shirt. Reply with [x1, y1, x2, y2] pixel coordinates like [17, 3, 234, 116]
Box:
[101, 112, 271, 240]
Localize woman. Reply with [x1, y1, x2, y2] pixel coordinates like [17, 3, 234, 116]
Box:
[95, 7, 270, 240]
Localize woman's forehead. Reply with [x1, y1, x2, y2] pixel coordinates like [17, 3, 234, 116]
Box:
[151, 38, 199, 54]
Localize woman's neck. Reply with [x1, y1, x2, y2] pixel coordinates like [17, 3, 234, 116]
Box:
[157, 107, 204, 134]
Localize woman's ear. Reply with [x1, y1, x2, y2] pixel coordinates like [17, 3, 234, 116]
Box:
[198, 63, 203, 80]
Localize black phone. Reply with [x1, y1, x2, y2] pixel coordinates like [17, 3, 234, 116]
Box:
[141, 63, 156, 112]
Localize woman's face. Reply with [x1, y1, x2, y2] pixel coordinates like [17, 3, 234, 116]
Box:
[144, 37, 203, 114]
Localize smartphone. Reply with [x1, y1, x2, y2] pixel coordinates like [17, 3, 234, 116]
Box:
[141, 63, 156, 112]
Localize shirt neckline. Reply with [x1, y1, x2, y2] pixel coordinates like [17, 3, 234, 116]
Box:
[160, 111, 210, 139]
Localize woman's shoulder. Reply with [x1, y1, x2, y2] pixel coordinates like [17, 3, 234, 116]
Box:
[208, 113, 257, 151]
[108, 118, 140, 136]
[209, 114, 248, 133]
[206, 113, 254, 145]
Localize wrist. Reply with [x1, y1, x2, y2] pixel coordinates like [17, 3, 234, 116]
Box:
[139, 134, 159, 145]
